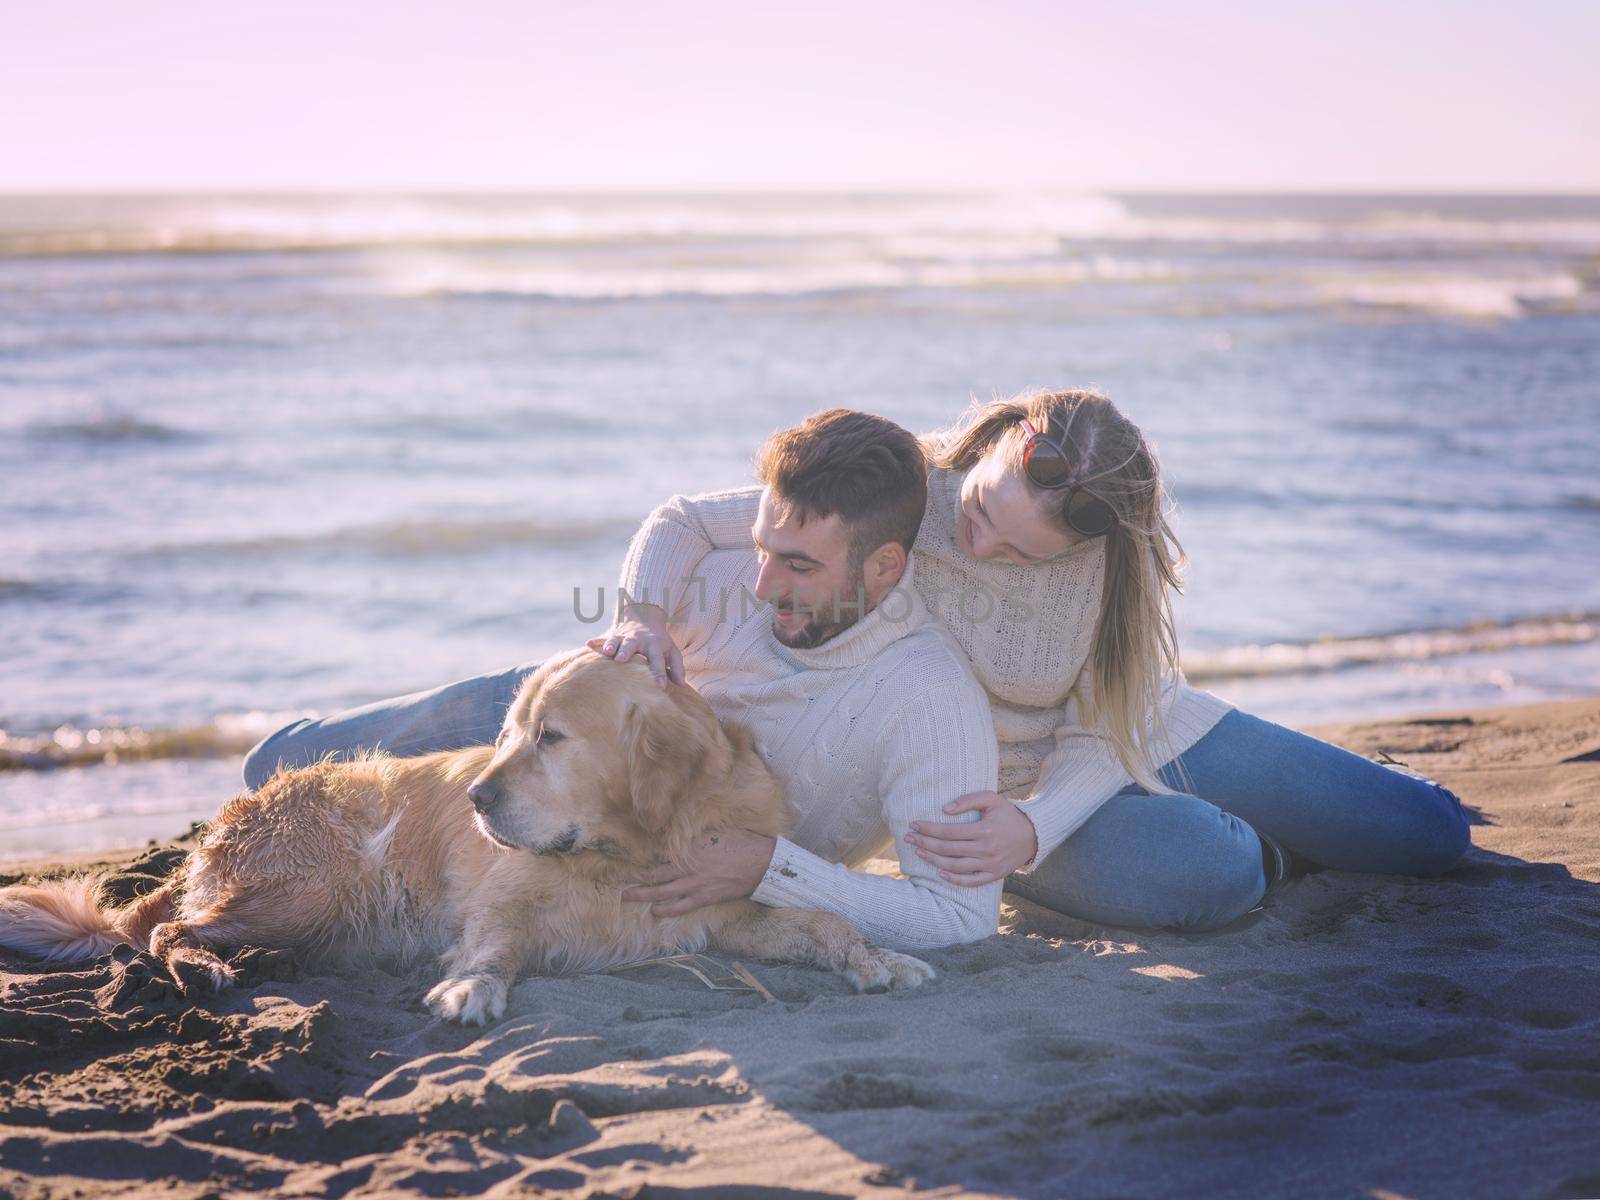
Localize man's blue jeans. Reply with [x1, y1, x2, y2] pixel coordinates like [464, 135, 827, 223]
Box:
[243, 669, 1471, 935]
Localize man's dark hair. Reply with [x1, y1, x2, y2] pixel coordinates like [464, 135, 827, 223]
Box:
[755, 408, 928, 570]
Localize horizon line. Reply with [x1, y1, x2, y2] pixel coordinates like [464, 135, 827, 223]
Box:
[2, 184, 1600, 198]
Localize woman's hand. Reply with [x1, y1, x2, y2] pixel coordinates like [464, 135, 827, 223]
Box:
[587, 602, 684, 687]
[621, 828, 777, 917]
[906, 791, 1038, 886]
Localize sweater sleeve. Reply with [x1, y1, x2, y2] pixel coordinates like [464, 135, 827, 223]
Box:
[1011, 661, 1136, 872]
[750, 679, 1001, 951]
[1011, 664, 1233, 872]
[617, 487, 763, 612]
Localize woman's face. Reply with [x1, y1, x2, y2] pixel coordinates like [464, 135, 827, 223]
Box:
[954, 447, 1082, 566]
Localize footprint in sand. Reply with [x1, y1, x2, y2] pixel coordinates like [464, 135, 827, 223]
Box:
[999, 1033, 1112, 1065]
[1551, 1174, 1600, 1200]
[1159, 1000, 1243, 1024]
[809, 1070, 943, 1112]
[1293, 1025, 1500, 1069]
[1153, 1032, 1244, 1072]
[1485, 965, 1598, 1029]
[1530, 1073, 1600, 1102]
[1469, 1084, 1555, 1115]
[1548, 914, 1600, 944]
[1379, 970, 1476, 1013]
[821, 1019, 898, 1045]
[1518, 1047, 1600, 1074]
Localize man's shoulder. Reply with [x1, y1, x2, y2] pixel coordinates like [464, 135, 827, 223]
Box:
[874, 622, 989, 709]
[673, 548, 761, 608]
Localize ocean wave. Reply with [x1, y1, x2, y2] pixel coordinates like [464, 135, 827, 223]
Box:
[0, 795, 214, 834]
[0, 193, 1133, 257]
[1169, 480, 1596, 516]
[23, 414, 196, 444]
[1111, 214, 1600, 250]
[138, 516, 629, 560]
[7, 193, 1599, 260]
[1320, 272, 1586, 319]
[0, 577, 44, 599]
[0, 712, 292, 773]
[6, 613, 1594, 772]
[381, 254, 1177, 301]
[1185, 611, 1600, 684]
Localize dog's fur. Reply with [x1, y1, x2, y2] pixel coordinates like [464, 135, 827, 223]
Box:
[0, 650, 932, 1023]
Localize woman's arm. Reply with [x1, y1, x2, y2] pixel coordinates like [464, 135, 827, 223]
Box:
[910, 662, 1134, 882]
[1013, 696, 1136, 871]
[1017, 659, 1139, 868]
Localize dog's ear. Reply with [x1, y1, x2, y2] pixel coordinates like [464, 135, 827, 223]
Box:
[619, 691, 712, 832]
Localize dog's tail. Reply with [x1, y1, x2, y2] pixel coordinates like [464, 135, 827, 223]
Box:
[0, 876, 178, 962]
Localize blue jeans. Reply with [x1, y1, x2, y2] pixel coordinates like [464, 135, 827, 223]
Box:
[243, 672, 1471, 935]
[1005, 709, 1471, 932]
[243, 661, 543, 790]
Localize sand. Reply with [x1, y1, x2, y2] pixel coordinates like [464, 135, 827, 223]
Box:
[2, 698, 1598, 1200]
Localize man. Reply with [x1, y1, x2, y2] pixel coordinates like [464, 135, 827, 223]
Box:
[245, 409, 999, 949]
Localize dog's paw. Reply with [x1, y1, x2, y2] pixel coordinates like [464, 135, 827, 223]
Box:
[880, 949, 935, 990]
[845, 948, 936, 994]
[425, 974, 508, 1026]
[167, 948, 236, 997]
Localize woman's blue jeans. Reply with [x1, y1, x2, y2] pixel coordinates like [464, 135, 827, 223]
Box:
[243, 672, 1471, 936]
[1005, 708, 1471, 932]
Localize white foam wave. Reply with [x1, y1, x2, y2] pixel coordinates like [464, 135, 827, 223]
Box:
[1185, 612, 1600, 684]
[1115, 214, 1600, 249]
[138, 516, 628, 559]
[380, 253, 1179, 300]
[10, 193, 1600, 259]
[0, 192, 1136, 256]
[1321, 272, 1585, 318]
[0, 710, 301, 772]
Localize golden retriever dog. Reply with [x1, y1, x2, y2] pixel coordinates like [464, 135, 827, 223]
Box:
[0, 649, 933, 1024]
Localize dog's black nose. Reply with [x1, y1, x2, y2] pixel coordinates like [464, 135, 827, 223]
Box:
[467, 782, 499, 812]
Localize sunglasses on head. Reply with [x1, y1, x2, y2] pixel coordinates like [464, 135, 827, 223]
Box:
[1018, 417, 1119, 539]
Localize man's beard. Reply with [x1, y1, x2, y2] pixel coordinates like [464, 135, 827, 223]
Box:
[771, 572, 868, 649]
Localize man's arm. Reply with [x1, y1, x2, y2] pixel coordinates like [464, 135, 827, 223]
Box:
[750, 678, 1001, 951]
[617, 487, 763, 613]
[599, 489, 764, 684]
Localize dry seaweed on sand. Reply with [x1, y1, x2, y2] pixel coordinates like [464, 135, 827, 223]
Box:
[604, 952, 775, 1001]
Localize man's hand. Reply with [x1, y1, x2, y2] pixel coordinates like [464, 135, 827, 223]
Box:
[621, 828, 777, 917]
[587, 602, 684, 688]
[906, 791, 1038, 886]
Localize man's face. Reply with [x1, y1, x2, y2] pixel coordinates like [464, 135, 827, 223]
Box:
[751, 490, 866, 649]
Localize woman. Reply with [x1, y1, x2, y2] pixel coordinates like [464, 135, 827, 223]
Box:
[599, 389, 1470, 932]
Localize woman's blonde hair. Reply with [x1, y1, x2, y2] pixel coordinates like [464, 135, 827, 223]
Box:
[928, 389, 1185, 793]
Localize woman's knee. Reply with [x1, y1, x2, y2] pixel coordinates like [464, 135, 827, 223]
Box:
[1026, 793, 1267, 933]
[1164, 807, 1268, 932]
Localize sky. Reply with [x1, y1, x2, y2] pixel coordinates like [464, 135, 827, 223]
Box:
[3, 0, 1597, 192]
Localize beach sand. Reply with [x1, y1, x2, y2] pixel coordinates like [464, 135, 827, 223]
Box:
[2, 698, 1597, 1200]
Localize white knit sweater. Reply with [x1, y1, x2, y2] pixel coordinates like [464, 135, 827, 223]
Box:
[660, 548, 1001, 950]
[618, 467, 1234, 870]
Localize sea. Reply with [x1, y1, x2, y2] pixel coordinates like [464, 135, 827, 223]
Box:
[3, 191, 1598, 857]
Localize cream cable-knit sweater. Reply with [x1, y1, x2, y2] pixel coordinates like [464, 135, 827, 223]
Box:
[660, 548, 1001, 949]
[618, 467, 1234, 870]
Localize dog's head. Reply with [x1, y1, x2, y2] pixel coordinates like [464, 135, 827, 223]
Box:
[465, 648, 734, 862]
